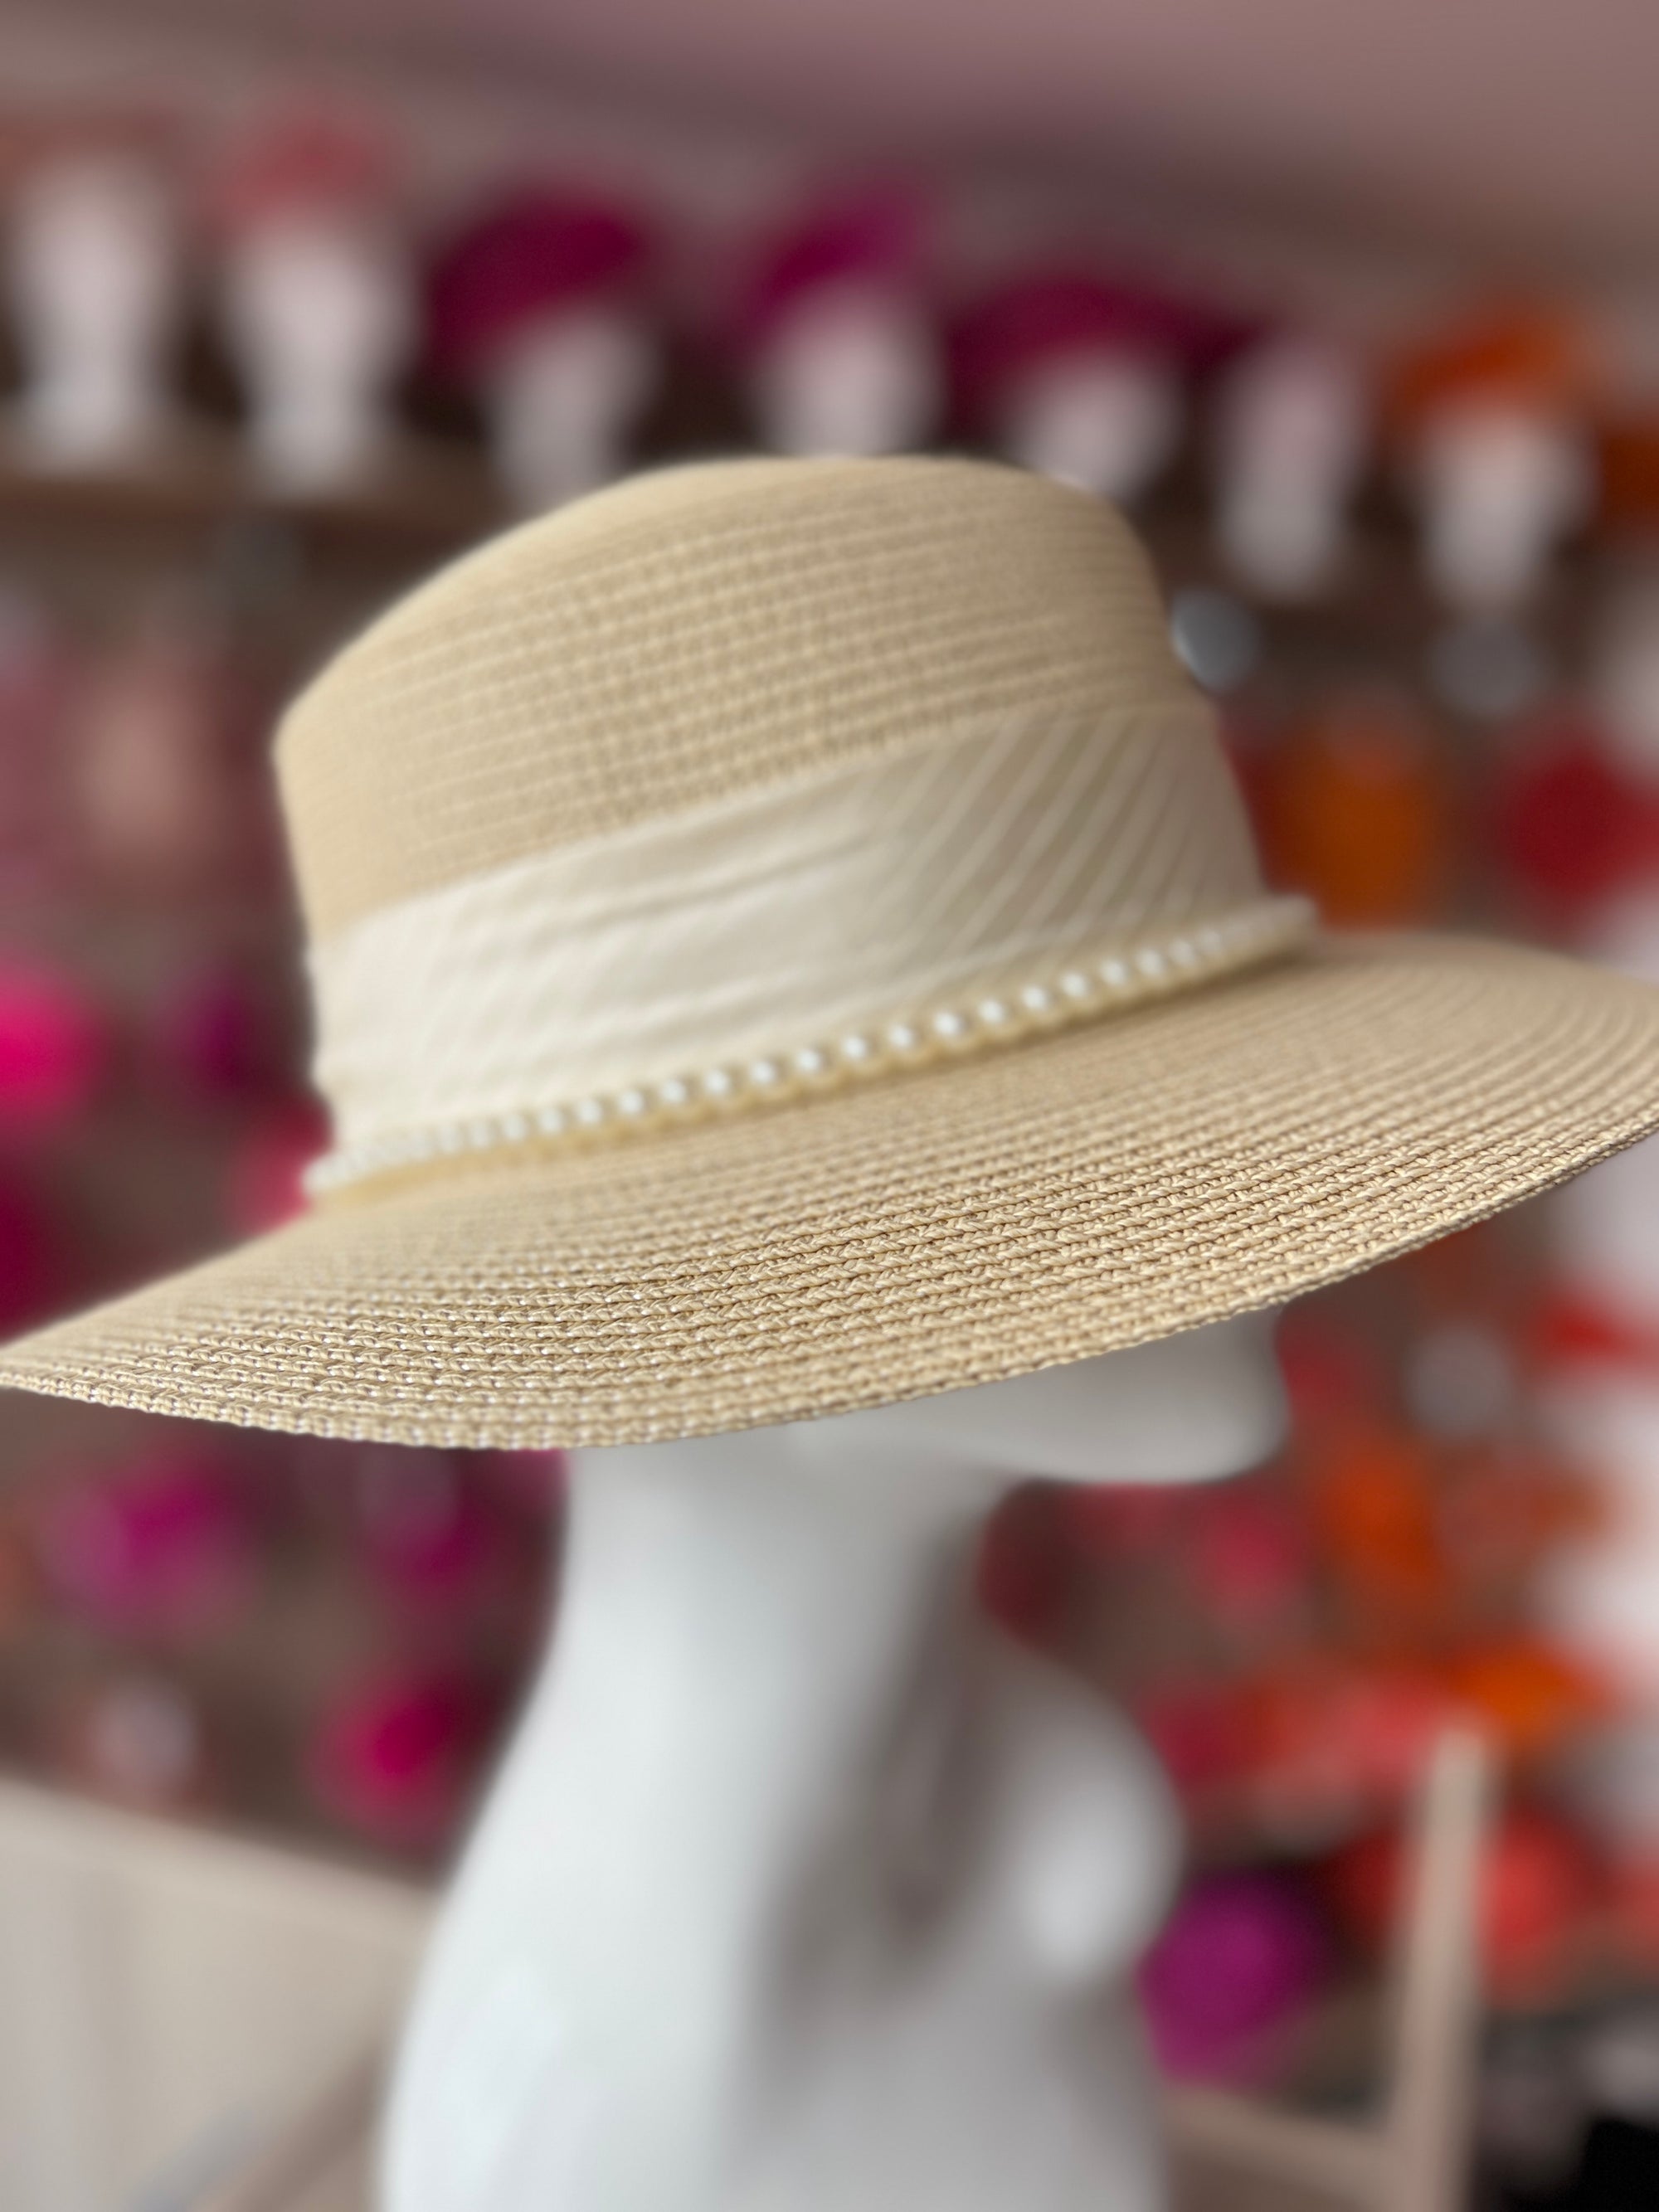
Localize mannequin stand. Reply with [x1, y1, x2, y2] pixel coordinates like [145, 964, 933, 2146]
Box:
[382, 1320, 1287, 2212]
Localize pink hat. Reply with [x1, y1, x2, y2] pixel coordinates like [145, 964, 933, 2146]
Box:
[212, 106, 398, 237]
[427, 188, 653, 381]
[951, 267, 1253, 429]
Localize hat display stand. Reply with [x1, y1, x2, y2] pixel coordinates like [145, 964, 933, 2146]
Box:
[740, 192, 941, 459]
[1391, 305, 1598, 620]
[950, 272, 1214, 508]
[182, 1730, 1491, 2212]
[378, 1320, 1285, 2212]
[6, 139, 185, 471]
[214, 113, 417, 498]
[427, 192, 659, 514]
[1210, 334, 1371, 603]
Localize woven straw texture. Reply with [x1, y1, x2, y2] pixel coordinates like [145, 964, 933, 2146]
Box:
[275, 454, 1185, 936]
[3, 938, 1659, 1448]
[4, 453, 1659, 1446]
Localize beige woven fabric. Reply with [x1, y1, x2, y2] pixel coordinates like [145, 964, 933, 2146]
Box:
[3, 454, 1659, 1448]
[4, 940, 1658, 1446]
[275, 455, 1185, 936]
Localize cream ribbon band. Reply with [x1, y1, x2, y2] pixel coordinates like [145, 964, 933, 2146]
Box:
[304, 704, 1316, 1194]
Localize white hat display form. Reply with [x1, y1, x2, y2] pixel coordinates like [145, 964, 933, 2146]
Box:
[750, 280, 940, 458]
[485, 304, 659, 512]
[383, 1326, 1287, 2212]
[1213, 336, 1370, 600]
[741, 194, 941, 459]
[221, 208, 415, 495]
[7, 152, 183, 468]
[1000, 347, 1184, 507]
[1411, 400, 1593, 616]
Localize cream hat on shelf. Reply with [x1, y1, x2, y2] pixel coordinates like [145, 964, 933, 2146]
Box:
[5, 454, 1659, 1446]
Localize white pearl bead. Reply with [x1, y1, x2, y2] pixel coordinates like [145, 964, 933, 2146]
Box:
[1170, 938, 1198, 969]
[702, 1068, 734, 1099]
[1059, 970, 1091, 1000]
[1100, 958, 1131, 989]
[466, 1121, 496, 1150]
[977, 998, 1010, 1026]
[535, 1105, 567, 1136]
[792, 1046, 826, 1077]
[886, 1021, 920, 1052]
[1019, 984, 1052, 1014]
[617, 1088, 649, 1117]
[1136, 948, 1167, 980]
[501, 1113, 530, 1143]
[747, 1058, 781, 1088]
[657, 1077, 690, 1109]
[839, 1034, 873, 1064]
[575, 1098, 607, 1127]
[932, 1009, 968, 1042]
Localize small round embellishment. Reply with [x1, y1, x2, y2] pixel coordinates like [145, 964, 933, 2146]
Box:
[617, 1088, 649, 1118]
[501, 1113, 530, 1144]
[931, 1009, 969, 1043]
[747, 1057, 781, 1089]
[1136, 948, 1168, 980]
[1019, 984, 1053, 1014]
[575, 1098, 607, 1128]
[657, 1077, 690, 1109]
[1170, 938, 1199, 970]
[1195, 928, 1223, 959]
[1099, 957, 1131, 990]
[839, 1033, 873, 1065]
[1059, 970, 1092, 1001]
[886, 1021, 921, 1053]
[702, 1067, 735, 1100]
[466, 1120, 496, 1150]
[534, 1105, 567, 1137]
[976, 998, 1010, 1027]
[792, 1046, 827, 1077]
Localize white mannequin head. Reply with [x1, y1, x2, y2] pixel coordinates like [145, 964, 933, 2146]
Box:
[8, 152, 181, 464]
[221, 211, 414, 491]
[388, 1311, 1287, 2212]
[1214, 337, 1370, 599]
[1413, 401, 1593, 614]
[776, 1310, 1286, 1505]
[582, 1311, 1287, 1539]
[750, 281, 939, 459]
[999, 350, 1184, 507]
[485, 306, 658, 512]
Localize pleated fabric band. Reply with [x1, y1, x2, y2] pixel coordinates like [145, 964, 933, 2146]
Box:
[304, 703, 1316, 1194]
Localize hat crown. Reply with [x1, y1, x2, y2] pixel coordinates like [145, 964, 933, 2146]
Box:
[276, 455, 1199, 941]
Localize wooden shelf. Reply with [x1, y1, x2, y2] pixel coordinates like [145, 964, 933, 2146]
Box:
[0, 421, 504, 561]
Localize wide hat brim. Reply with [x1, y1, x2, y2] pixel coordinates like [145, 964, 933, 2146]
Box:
[4, 934, 1659, 1451]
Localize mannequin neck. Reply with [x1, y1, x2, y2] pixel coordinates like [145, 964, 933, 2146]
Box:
[541, 1432, 1001, 1873]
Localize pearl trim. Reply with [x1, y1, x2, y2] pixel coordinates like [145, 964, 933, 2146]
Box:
[304, 896, 1316, 1198]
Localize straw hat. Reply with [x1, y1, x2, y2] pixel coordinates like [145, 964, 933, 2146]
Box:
[4, 455, 1659, 1448]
